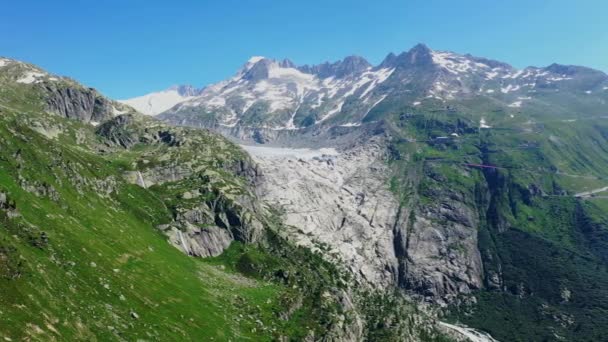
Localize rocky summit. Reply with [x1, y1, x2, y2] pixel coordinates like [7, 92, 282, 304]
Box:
[3, 41, 608, 342]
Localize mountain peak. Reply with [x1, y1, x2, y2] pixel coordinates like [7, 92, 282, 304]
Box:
[168, 84, 201, 97]
[247, 56, 266, 64]
[410, 43, 432, 54]
[298, 55, 371, 79]
[380, 43, 434, 68]
[242, 58, 274, 81]
[403, 43, 434, 66]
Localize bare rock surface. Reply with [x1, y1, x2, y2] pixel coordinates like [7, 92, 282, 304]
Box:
[242, 140, 401, 287]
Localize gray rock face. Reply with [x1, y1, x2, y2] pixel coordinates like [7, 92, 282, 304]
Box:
[170, 84, 202, 97]
[244, 137, 484, 303]
[42, 83, 115, 123]
[244, 140, 401, 287]
[299, 55, 372, 79]
[398, 203, 483, 303]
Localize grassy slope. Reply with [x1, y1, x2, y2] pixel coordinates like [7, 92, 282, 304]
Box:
[0, 112, 289, 340]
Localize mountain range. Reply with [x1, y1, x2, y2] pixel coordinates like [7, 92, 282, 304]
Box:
[2, 44, 608, 341]
[123, 43, 608, 143]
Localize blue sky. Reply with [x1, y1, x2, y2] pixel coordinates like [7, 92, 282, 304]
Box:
[1, 0, 606, 98]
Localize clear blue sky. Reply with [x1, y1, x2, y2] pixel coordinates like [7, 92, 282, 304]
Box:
[1, 0, 606, 99]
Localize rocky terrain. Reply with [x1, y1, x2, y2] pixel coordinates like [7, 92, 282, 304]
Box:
[0, 56, 460, 341]
[4, 42, 608, 341]
[242, 139, 401, 288]
[125, 44, 608, 341]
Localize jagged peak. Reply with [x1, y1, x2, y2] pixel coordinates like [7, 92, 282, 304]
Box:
[298, 55, 371, 79]
[247, 56, 266, 64]
[167, 85, 202, 97]
[379, 52, 398, 68]
[409, 43, 433, 55]
[279, 58, 296, 68]
[379, 43, 434, 69]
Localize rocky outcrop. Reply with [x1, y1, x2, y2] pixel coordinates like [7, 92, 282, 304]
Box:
[157, 191, 265, 257]
[245, 136, 485, 304]
[397, 194, 483, 303]
[41, 82, 115, 123]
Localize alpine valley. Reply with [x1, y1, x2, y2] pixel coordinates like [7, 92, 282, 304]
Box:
[2, 43, 608, 341]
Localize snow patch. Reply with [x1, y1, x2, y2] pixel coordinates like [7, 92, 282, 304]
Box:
[501, 84, 520, 93]
[112, 106, 127, 116]
[120, 88, 195, 115]
[485, 71, 499, 80]
[480, 118, 491, 129]
[338, 122, 362, 127]
[316, 101, 344, 123]
[508, 101, 522, 108]
[432, 51, 487, 74]
[247, 56, 265, 64]
[16, 71, 46, 84]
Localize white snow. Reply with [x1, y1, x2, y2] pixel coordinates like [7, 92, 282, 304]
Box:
[501, 84, 520, 93]
[358, 68, 394, 98]
[253, 80, 297, 112]
[112, 106, 127, 116]
[485, 71, 499, 80]
[509, 96, 532, 107]
[247, 56, 265, 64]
[431, 51, 487, 74]
[268, 64, 315, 83]
[0, 58, 10, 67]
[206, 96, 227, 107]
[480, 118, 491, 129]
[16, 71, 46, 84]
[90, 121, 100, 127]
[362, 95, 387, 118]
[310, 94, 325, 109]
[119, 88, 195, 115]
[508, 101, 522, 108]
[486, 89, 495, 93]
[503, 70, 524, 79]
[338, 122, 362, 127]
[585, 90, 592, 94]
[412, 101, 421, 106]
[547, 76, 572, 81]
[316, 101, 344, 123]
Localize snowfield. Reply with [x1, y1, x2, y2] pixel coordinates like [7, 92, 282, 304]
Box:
[119, 88, 196, 115]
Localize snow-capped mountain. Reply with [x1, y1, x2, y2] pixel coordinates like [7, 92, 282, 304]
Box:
[154, 55, 394, 130]
[125, 44, 608, 137]
[119, 85, 202, 116]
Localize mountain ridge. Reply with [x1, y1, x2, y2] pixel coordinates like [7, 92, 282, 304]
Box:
[121, 44, 608, 146]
